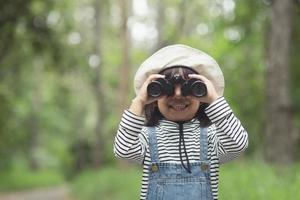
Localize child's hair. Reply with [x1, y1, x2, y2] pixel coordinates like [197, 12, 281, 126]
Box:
[145, 66, 212, 127]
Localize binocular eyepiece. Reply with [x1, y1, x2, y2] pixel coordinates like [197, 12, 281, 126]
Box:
[147, 74, 207, 98]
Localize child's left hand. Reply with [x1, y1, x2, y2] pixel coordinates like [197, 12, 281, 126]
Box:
[188, 74, 220, 104]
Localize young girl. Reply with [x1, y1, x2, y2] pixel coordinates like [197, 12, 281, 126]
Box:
[114, 44, 248, 200]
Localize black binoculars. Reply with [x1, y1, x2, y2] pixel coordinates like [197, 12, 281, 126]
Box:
[147, 74, 207, 98]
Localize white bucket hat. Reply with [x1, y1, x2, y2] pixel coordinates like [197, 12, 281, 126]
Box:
[134, 44, 225, 96]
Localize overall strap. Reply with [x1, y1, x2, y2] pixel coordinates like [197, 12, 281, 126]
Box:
[147, 126, 159, 163]
[200, 127, 208, 160]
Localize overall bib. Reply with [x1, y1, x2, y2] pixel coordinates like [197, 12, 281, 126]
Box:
[146, 127, 213, 200]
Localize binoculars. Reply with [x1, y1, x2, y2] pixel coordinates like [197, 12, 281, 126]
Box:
[147, 74, 207, 98]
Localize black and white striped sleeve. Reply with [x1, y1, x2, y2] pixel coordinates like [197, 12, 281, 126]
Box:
[113, 110, 147, 164]
[205, 97, 249, 164]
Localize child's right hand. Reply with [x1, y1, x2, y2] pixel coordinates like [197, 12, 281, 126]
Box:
[129, 74, 165, 116]
[133, 74, 166, 106]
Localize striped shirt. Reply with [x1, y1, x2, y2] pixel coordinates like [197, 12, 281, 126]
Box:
[114, 97, 248, 200]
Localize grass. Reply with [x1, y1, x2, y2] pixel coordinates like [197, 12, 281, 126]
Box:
[219, 160, 300, 200]
[71, 165, 142, 200]
[0, 167, 64, 192]
[71, 160, 300, 200]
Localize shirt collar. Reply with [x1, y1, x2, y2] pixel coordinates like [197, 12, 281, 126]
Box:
[158, 118, 200, 129]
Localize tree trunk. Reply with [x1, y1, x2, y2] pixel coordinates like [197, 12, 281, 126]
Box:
[170, 0, 186, 42]
[73, 107, 88, 172]
[28, 58, 43, 170]
[92, 0, 105, 167]
[118, 0, 131, 115]
[265, 0, 297, 164]
[154, 0, 166, 51]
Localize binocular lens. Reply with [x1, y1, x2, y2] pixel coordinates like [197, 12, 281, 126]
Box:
[147, 81, 163, 97]
[191, 81, 207, 97]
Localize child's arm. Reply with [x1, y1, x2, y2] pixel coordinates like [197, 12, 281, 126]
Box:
[114, 74, 164, 163]
[113, 109, 147, 164]
[205, 97, 249, 164]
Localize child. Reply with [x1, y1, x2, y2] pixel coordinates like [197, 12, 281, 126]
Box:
[114, 44, 248, 200]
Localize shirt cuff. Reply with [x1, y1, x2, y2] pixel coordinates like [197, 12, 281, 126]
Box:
[205, 97, 232, 123]
[119, 110, 146, 133]
[124, 110, 145, 123]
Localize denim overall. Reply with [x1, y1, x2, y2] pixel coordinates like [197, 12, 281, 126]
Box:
[146, 127, 213, 200]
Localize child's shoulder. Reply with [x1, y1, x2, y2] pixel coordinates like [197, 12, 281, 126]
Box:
[140, 125, 156, 135]
[141, 126, 149, 134]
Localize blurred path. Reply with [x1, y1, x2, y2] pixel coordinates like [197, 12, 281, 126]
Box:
[0, 186, 72, 200]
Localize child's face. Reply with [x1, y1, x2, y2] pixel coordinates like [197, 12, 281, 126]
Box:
[157, 84, 200, 122]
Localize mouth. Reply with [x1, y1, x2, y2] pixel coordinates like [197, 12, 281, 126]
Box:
[169, 104, 189, 111]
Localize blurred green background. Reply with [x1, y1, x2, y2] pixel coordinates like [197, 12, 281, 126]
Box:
[0, 0, 300, 199]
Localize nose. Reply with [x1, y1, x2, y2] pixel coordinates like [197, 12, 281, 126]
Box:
[173, 85, 182, 97]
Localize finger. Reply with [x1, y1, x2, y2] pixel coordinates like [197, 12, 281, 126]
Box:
[145, 74, 165, 83]
[139, 74, 166, 104]
[140, 74, 165, 92]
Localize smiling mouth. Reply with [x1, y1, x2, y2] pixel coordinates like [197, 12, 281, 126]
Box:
[169, 104, 189, 111]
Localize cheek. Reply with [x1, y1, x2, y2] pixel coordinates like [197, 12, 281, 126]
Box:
[187, 97, 200, 108]
[157, 99, 168, 112]
[189, 102, 200, 113]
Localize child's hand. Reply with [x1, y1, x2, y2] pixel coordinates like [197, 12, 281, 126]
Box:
[134, 74, 166, 106]
[129, 74, 165, 116]
[188, 74, 220, 104]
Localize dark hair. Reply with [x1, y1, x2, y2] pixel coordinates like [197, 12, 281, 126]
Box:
[145, 66, 212, 127]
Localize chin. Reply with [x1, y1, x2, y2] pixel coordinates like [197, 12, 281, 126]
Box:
[167, 115, 194, 122]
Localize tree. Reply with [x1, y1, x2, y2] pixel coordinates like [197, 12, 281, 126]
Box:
[265, 0, 298, 164]
[154, 0, 166, 50]
[92, 0, 105, 167]
[118, 0, 131, 115]
[28, 58, 44, 170]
